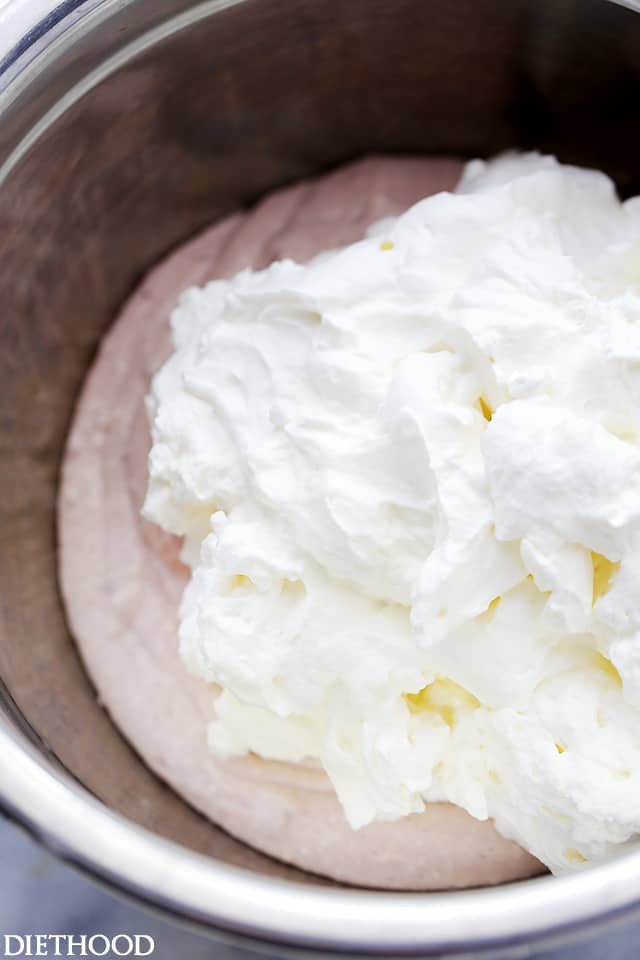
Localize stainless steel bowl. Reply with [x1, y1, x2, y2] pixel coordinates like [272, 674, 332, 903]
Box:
[1, 0, 640, 955]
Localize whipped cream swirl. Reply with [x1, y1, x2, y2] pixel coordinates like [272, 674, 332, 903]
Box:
[145, 154, 640, 872]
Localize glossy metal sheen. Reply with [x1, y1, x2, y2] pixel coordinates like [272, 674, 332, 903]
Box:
[1, 0, 640, 955]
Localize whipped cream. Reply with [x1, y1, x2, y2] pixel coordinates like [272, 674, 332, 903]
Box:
[144, 153, 640, 873]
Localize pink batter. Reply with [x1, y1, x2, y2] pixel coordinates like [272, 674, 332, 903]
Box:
[59, 156, 544, 889]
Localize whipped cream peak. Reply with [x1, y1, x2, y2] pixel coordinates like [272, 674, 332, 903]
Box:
[145, 153, 640, 872]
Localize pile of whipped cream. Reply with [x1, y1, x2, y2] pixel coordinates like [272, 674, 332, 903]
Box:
[144, 153, 640, 873]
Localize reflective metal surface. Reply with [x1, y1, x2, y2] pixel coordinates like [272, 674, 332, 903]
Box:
[1, 0, 640, 955]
